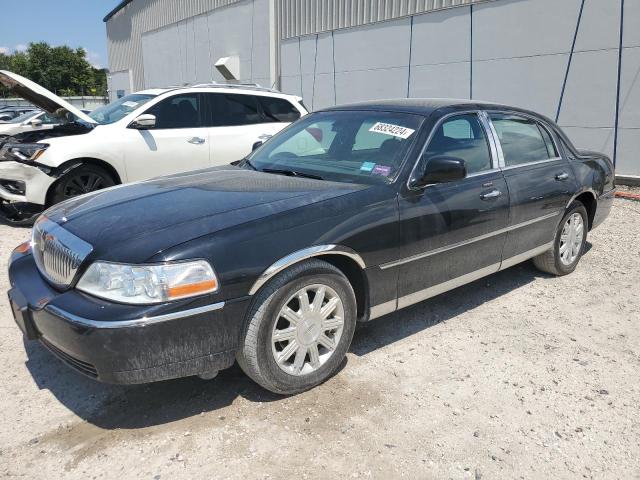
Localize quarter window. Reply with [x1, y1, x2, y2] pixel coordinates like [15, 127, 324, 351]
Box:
[145, 94, 201, 129]
[425, 114, 493, 175]
[258, 97, 300, 123]
[490, 114, 555, 166]
[539, 124, 558, 158]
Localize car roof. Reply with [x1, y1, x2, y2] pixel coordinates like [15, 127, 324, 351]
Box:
[321, 98, 542, 118]
[135, 84, 298, 99]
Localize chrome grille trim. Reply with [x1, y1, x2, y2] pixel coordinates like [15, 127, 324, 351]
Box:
[32, 216, 93, 289]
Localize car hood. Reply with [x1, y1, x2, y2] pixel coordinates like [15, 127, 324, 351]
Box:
[44, 166, 369, 262]
[0, 70, 96, 125]
[0, 122, 17, 133]
[0, 121, 94, 148]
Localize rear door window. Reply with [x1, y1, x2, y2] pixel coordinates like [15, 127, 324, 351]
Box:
[489, 114, 555, 166]
[205, 93, 263, 126]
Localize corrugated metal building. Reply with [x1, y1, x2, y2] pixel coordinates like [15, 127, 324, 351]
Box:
[105, 0, 639, 180]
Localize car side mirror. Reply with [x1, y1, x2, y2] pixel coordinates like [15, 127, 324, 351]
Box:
[252, 141, 263, 151]
[411, 155, 467, 188]
[129, 114, 156, 129]
[28, 118, 43, 127]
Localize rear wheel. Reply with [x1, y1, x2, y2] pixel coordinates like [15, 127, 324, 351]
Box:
[49, 164, 116, 205]
[237, 259, 357, 395]
[533, 201, 588, 276]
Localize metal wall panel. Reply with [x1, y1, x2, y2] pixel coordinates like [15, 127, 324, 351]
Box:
[106, 0, 244, 90]
[279, 0, 495, 39]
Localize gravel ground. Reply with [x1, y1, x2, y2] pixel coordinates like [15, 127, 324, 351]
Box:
[1, 196, 639, 479]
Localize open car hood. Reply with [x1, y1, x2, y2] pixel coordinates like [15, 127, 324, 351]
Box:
[0, 70, 96, 125]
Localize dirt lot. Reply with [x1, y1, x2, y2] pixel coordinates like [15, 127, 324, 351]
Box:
[1, 197, 639, 479]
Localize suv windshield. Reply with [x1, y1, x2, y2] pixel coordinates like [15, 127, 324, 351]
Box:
[89, 94, 156, 125]
[246, 110, 424, 184]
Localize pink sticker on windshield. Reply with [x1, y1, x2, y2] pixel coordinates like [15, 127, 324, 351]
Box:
[372, 165, 391, 176]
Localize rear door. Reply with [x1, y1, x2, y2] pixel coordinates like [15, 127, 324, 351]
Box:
[487, 112, 576, 264]
[203, 93, 302, 165]
[394, 112, 509, 309]
[122, 92, 211, 180]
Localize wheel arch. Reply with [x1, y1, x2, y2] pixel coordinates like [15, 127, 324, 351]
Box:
[45, 158, 123, 206]
[249, 245, 369, 321]
[568, 190, 597, 230]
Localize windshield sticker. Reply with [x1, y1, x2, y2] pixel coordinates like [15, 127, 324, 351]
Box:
[372, 165, 392, 176]
[369, 122, 415, 139]
[360, 162, 376, 172]
[122, 101, 139, 108]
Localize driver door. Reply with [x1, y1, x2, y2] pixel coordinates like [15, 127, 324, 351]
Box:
[395, 112, 509, 308]
[122, 93, 211, 180]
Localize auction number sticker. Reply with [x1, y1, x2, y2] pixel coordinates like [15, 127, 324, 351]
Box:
[369, 122, 415, 139]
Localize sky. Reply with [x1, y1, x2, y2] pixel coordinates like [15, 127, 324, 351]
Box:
[0, 0, 120, 69]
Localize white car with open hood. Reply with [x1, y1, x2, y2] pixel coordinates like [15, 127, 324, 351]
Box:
[0, 70, 307, 224]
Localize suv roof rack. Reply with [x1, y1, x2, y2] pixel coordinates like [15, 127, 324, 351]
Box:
[189, 82, 281, 94]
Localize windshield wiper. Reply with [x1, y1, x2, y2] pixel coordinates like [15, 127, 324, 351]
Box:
[261, 168, 324, 180]
[234, 158, 257, 170]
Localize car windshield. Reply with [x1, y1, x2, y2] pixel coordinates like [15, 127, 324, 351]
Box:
[89, 94, 156, 125]
[246, 110, 424, 184]
[6, 110, 40, 123]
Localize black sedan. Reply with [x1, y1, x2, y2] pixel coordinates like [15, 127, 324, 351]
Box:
[8, 99, 615, 394]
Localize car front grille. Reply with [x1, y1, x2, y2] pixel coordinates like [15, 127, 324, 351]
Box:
[32, 216, 93, 289]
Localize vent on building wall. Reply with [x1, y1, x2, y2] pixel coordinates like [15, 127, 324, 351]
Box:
[215, 56, 240, 81]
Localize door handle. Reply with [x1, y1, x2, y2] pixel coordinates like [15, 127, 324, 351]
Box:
[188, 137, 205, 145]
[480, 189, 503, 200]
[555, 172, 569, 181]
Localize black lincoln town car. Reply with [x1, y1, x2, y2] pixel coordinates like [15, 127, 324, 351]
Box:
[8, 99, 615, 394]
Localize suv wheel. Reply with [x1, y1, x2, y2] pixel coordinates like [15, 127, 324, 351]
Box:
[49, 164, 116, 205]
[237, 259, 357, 395]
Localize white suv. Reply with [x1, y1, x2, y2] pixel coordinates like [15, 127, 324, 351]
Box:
[0, 71, 307, 223]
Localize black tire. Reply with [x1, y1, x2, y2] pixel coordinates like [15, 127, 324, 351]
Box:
[49, 164, 116, 205]
[236, 259, 357, 395]
[533, 201, 588, 276]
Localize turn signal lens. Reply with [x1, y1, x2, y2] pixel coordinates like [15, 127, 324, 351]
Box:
[167, 279, 218, 299]
[14, 241, 32, 254]
[77, 260, 219, 304]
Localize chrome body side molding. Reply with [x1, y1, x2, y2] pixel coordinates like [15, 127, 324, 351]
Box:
[369, 242, 555, 320]
[397, 263, 501, 309]
[249, 245, 366, 295]
[45, 302, 225, 329]
[499, 242, 553, 270]
[380, 212, 560, 270]
[368, 299, 397, 321]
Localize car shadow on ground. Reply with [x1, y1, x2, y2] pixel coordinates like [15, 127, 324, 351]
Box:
[23, 245, 592, 431]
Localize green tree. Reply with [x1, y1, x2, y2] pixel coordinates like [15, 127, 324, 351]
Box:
[0, 42, 107, 97]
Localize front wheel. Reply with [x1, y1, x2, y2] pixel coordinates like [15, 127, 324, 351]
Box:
[49, 164, 116, 205]
[237, 259, 357, 395]
[533, 201, 588, 276]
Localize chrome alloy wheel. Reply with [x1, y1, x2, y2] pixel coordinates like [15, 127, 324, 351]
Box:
[559, 212, 584, 266]
[271, 284, 345, 376]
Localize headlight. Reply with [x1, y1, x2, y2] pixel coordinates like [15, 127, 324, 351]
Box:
[0, 143, 49, 162]
[76, 260, 219, 304]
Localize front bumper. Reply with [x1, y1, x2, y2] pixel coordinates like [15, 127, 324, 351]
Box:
[0, 160, 55, 205]
[8, 252, 249, 384]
